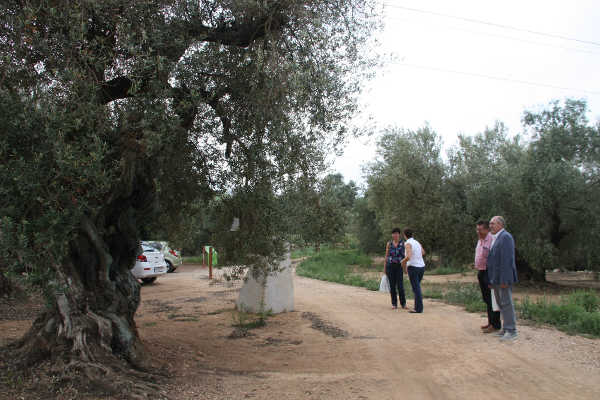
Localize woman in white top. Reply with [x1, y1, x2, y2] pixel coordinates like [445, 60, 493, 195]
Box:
[401, 228, 426, 313]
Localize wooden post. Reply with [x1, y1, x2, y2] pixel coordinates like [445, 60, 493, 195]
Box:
[208, 247, 213, 280]
[202, 246, 206, 268]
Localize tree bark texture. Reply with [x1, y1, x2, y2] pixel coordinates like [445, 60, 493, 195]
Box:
[10, 157, 158, 391]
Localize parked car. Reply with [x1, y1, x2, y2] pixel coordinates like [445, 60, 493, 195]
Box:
[130, 244, 168, 284]
[141, 241, 182, 273]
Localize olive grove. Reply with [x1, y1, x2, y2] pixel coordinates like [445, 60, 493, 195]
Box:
[362, 99, 600, 277]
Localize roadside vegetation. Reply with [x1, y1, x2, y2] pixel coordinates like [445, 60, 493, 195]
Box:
[296, 248, 380, 291]
[520, 290, 600, 337]
[426, 265, 470, 275]
[295, 247, 600, 337]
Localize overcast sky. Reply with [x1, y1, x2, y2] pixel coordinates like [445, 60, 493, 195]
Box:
[332, 0, 600, 186]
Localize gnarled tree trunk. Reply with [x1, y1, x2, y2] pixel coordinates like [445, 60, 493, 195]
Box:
[9, 158, 159, 395]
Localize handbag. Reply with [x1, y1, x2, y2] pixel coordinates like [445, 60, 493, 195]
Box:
[379, 275, 390, 293]
[491, 288, 500, 311]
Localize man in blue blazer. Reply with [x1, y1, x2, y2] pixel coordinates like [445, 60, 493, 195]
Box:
[487, 216, 518, 341]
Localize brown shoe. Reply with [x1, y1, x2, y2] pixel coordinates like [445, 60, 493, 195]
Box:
[481, 324, 490, 330]
[482, 326, 499, 334]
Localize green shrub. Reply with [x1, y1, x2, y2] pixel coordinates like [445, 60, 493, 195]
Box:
[519, 291, 600, 337]
[291, 246, 319, 259]
[568, 290, 600, 313]
[296, 248, 377, 290]
[362, 279, 381, 291]
[422, 287, 443, 299]
[441, 283, 486, 312]
[427, 265, 469, 275]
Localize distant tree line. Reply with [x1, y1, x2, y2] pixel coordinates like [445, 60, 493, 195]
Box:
[357, 99, 600, 279]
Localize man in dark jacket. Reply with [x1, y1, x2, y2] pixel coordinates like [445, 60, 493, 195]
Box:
[487, 216, 518, 341]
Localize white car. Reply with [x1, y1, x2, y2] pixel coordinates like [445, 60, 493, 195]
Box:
[130, 244, 168, 284]
[142, 241, 182, 273]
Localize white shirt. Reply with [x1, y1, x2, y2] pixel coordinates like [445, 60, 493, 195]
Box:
[406, 238, 425, 268]
[491, 228, 504, 248]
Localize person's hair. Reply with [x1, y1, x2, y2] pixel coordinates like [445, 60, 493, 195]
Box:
[392, 227, 401, 234]
[492, 216, 506, 227]
[476, 220, 489, 229]
[402, 228, 413, 238]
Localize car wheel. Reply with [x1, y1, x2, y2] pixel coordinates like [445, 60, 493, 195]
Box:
[141, 277, 157, 284]
[166, 260, 174, 273]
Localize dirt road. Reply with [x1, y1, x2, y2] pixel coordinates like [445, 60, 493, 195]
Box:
[137, 265, 600, 400]
[2, 264, 599, 399]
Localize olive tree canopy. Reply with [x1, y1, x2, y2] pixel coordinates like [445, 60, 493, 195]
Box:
[0, 0, 379, 395]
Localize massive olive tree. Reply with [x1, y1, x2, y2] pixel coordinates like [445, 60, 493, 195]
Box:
[0, 0, 378, 392]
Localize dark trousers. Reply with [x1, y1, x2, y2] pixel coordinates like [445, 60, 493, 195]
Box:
[408, 266, 425, 313]
[477, 270, 501, 329]
[386, 263, 406, 307]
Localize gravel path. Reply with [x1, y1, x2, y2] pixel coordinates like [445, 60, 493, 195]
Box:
[1, 264, 598, 399]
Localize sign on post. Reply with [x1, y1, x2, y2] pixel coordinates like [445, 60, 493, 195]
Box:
[202, 245, 218, 280]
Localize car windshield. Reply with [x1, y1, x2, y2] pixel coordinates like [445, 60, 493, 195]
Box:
[143, 241, 162, 250]
[141, 245, 156, 252]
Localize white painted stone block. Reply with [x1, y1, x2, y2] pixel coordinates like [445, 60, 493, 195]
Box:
[236, 250, 294, 314]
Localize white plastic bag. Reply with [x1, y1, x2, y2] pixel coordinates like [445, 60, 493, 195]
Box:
[491, 288, 500, 311]
[379, 275, 390, 293]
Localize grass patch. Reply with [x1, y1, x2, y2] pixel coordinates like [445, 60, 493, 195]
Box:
[422, 285, 444, 299]
[291, 245, 332, 259]
[291, 246, 317, 259]
[296, 248, 377, 290]
[426, 265, 469, 275]
[229, 308, 271, 338]
[518, 290, 600, 337]
[441, 283, 487, 313]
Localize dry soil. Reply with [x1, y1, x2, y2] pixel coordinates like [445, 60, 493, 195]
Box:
[2, 264, 599, 399]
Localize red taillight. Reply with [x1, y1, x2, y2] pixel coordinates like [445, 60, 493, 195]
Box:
[169, 249, 177, 257]
[137, 255, 147, 262]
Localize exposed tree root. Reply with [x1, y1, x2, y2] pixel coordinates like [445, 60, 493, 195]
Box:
[1, 343, 167, 399]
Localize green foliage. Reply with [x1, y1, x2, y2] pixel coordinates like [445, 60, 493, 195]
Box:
[296, 248, 377, 289]
[422, 286, 444, 299]
[441, 283, 487, 313]
[519, 290, 600, 337]
[281, 174, 358, 249]
[0, 0, 381, 288]
[231, 307, 271, 336]
[569, 290, 600, 313]
[352, 196, 384, 254]
[291, 246, 321, 259]
[426, 265, 469, 275]
[362, 99, 600, 278]
[365, 125, 445, 263]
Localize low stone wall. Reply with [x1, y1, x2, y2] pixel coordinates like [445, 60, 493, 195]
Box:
[545, 270, 600, 289]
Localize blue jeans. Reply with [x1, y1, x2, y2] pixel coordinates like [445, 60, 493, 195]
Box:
[408, 266, 425, 313]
